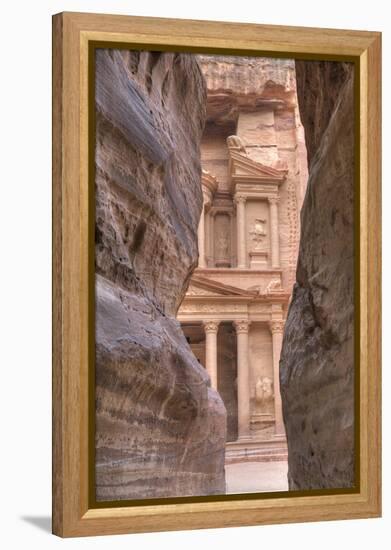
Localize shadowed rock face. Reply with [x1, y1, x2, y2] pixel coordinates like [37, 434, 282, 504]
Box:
[95, 49, 226, 501]
[280, 61, 355, 490]
[295, 62, 352, 165]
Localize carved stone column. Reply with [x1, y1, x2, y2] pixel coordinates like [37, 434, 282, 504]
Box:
[197, 202, 206, 268]
[205, 208, 210, 263]
[234, 319, 251, 439]
[203, 320, 220, 389]
[235, 195, 247, 269]
[268, 197, 280, 268]
[269, 320, 285, 436]
[230, 211, 236, 267]
[209, 210, 215, 267]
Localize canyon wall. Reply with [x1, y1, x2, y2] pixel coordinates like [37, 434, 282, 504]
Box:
[280, 61, 355, 490]
[94, 49, 226, 501]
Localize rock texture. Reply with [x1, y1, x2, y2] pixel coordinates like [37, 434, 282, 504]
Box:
[280, 61, 355, 490]
[295, 62, 352, 164]
[95, 49, 226, 501]
[197, 55, 298, 124]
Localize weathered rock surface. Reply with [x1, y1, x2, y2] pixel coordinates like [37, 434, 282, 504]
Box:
[280, 62, 355, 490]
[197, 55, 297, 124]
[95, 49, 226, 501]
[295, 61, 352, 165]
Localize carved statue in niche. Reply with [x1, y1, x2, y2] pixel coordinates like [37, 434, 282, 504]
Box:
[216, 232, 229, 259]
[250, 218, 267, 250]
[254, 376, 274, 411]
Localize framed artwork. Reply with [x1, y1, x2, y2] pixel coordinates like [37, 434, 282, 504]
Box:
[52, 12, 381, 537]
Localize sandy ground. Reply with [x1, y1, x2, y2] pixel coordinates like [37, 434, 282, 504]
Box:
[225, 460, 289, 494]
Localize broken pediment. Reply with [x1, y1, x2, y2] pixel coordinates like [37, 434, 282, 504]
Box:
[186, 285, 220, 297]
[229, 149, 288, 183]
[186, 275, 258, 298]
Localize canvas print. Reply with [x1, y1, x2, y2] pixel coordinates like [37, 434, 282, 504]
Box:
[93, 49, 355, 502]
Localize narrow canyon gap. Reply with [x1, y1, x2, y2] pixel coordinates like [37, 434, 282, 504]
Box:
[177, 55, 308, 485]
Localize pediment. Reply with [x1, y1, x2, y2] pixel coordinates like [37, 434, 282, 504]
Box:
[186, 275, 257, 298]
[186, 284, 220, 297]
[229, 150, 287, 182]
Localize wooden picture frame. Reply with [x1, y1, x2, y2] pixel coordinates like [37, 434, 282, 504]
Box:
[52, 11, 381, 538]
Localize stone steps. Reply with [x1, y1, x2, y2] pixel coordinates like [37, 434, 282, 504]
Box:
[225, 437, 288, 464]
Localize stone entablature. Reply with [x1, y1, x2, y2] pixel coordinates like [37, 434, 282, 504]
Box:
[178, 302, 284, 323]
[194, 268, 285, 298]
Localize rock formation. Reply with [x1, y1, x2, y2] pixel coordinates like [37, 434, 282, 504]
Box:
[197, 55, 298, 124]
[94, 49, 226, 501]
[294, 62, 352, 163]
[280, 61, 355, 490]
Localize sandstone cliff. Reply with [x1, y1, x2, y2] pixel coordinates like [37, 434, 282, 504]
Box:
[198, 55, 297, 123]
[95, 49, 226, 501]
[280, 61, 355, 490]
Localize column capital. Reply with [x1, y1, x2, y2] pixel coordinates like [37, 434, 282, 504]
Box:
[234, 194, 247, 205]
[233, 319, 251, 334]
[268, 196, 280, 206]
[269, 320, 285, 334]
[203, 320, 220, 333]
